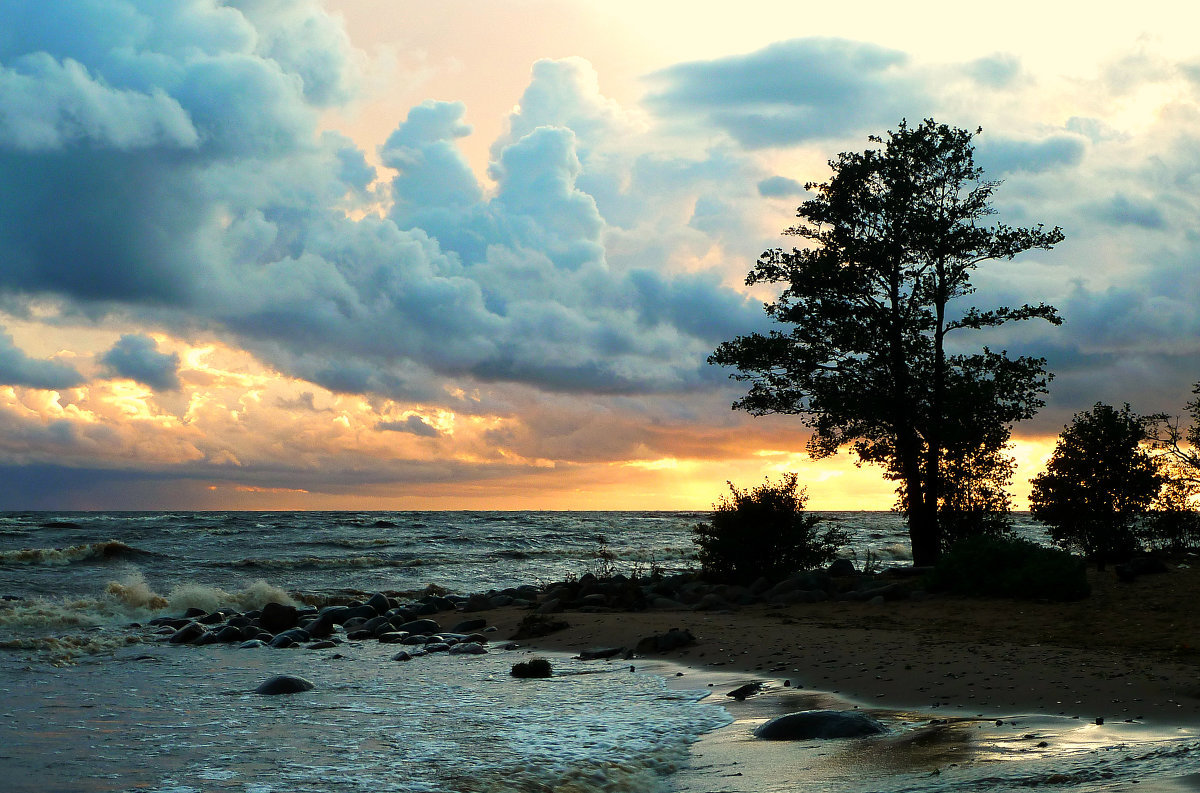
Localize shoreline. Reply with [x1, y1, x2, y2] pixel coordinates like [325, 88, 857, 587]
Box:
[485, 572, 1200, 791]
[485, 562, 1200, 726]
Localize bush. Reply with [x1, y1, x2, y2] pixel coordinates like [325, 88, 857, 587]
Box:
[692, 474, 847, 583]
[925, 535, 1090, 601]
[1030, 403, 1164, 567]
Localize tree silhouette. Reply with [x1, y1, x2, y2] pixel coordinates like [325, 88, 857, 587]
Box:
[711, 119, 1062, 565]
[1030, 403, 1165, 567]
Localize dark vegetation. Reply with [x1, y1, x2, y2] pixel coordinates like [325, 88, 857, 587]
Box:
[1030, 403, 1165, 567]
[692, 474, 846, 583]
[925, 535, 1090, 601]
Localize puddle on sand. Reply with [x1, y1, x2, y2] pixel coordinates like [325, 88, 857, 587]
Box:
[670, 680, 1200, 793]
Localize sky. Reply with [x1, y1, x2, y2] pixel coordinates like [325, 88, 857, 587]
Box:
[0, 0, 1198, 510]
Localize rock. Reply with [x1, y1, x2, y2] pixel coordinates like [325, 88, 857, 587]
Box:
[726, 682, 764, 700]
[377, 631, 410, 644]
[576, 647, 626, 660]
[651, 597, 687, 610]
[754, 710, 887, 740]
[391, 650, 414, 661]
[268, 628, 310, 648]
[303, 612, 337, 638]
[828, 559, 857, 577]
[259, 602, 299, 633]
[167, 622, 206, 644]
[238, 639, 268, 648]
[213, 624, 245, 643]
[451, 618, 488, 633]
[694, 593, 731, 611]
[448, 642, 487, 655]
[366, 593, 391, 613]
[511, 658, 553, 678]
[362, 615, 392, 634]
[306, 640, 338, 650]
[488, 594, 514, 608]
[463, 593, 493, 612]
[424, 642, 451, 653]
[254, 675, 315, 695]
[396, 618, 440, 635]
[535, 598, 562, 614]
[635, 628, 695, 654]
[197, 610, 228, 625]
[183, 607, 207, 619]
[345, 629, 375, 641]
[1115, 555, 1169, 582]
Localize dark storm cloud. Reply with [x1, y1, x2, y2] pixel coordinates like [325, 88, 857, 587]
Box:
[0, 328, 83, 389]
[100, 334, 181, 391]
[646, 38, 931, 147]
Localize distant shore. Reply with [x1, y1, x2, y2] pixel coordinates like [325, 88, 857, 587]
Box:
[488, 560, 1200, 726]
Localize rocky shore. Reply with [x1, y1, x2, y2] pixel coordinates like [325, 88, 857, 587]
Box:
[138, 555, 1200, 726]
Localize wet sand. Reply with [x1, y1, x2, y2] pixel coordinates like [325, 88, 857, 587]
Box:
[489, 561, 1200, 790]
[492, 562, 1200, 724]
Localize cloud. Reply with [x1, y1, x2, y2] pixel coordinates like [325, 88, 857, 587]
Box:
[757, 175, 806, 198]
[100, 334, 181, 390]
[1088, 194, 1167, 229]
[376, 415, 439, 437]
[0, 328, 83, 389]
[966, 53, 1023, 88]
[975, 133, 1087, 174]
[645, 38, 931, 147]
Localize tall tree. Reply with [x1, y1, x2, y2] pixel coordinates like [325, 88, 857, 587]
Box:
[711, 119, 1063, 566]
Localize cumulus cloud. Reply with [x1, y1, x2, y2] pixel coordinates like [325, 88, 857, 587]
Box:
[646, 38, 931, 147]
[100, 334, 181, 390]
[0, 328, 83, 389]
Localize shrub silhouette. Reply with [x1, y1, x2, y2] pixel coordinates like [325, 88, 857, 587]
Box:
[926, 535, 1090, 601]
[693, 474, 846, 583]
[1030, 403, 1164, 567]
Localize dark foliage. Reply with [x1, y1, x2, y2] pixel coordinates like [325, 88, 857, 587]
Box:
[1030, 403, 1165, 566]
[693, 473, 847, 583]
[710, 119, 1062, 566]
[925, 535, 1090, 601]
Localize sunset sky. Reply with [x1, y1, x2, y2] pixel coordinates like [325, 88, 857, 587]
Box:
[0, 0, 1198, 510]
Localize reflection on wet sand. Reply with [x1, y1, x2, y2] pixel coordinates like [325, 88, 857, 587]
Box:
[674, 682, 1200, 793]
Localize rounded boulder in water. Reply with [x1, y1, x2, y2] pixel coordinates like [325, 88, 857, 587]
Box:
[754, 710, 886, 740]
[254, 675, 315, 695]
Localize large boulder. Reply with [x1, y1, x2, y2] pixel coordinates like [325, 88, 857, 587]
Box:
[754, 710, 886, 741]
[259, 602, 300, 633]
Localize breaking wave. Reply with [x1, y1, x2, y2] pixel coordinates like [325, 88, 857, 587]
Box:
[0, 540, 151, 566]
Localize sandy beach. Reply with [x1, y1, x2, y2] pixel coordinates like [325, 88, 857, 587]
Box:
[494, 561, 1200, 724]
[479, 559, 1200, 791]
[485, 560, 1200, 790]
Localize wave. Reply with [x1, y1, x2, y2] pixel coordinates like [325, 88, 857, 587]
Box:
[0, 540, 152, 566]
[232, 554, 428, 570]
[296, 538, 395, 550]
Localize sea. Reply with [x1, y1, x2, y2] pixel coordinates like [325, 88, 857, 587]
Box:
[0, 511, 1197, 793]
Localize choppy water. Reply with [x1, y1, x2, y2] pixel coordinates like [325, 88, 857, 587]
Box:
[0, 511, 1196, 792]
